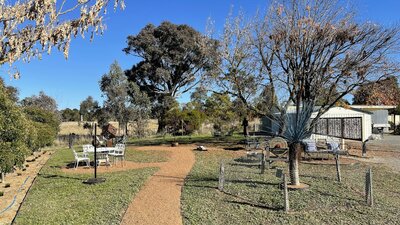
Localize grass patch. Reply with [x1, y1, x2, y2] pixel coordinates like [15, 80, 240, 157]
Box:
[14, 148, 157, 225]
[182, 151, 400, 224]
[125, 147, 170, 163]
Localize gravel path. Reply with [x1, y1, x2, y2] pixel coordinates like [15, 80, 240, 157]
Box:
[120, 145, 195, 225]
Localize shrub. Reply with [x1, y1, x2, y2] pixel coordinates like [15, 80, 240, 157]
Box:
[0, 191, 3, 196]
[4, 183, 11, 188]
[17, 172, 22, 176]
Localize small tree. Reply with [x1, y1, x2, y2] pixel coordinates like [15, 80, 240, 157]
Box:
[79, 96, 100, 122]
[100, 61, 133, 134]
[204, 93, 237, 134]
[23, 106, 60, 148]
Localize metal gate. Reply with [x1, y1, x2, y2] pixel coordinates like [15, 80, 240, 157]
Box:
[313, 117, 362, 140]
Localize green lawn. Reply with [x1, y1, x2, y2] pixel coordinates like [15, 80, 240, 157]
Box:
[125, 147, 170, 163]
[14, 148, 158, 225]
[182, 151, 400, 224]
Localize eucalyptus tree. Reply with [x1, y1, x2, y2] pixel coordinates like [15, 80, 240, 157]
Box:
[124, 21, 219, 132]
[100, 61, 151, 136]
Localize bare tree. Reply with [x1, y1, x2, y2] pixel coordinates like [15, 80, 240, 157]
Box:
[216, 0, 400, 186]
[262, 0, 399, 186]
[0, 0, 125, 78]
[206, 11, 267, 135]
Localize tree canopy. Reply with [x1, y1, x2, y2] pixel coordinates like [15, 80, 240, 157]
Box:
[21, 91, 58, 112]
[79, 96, 100, 121]
[124, 21, 218, 132]
[353, 76, 400, 106]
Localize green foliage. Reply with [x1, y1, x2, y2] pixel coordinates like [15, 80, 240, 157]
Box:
[60, 108, 80, 121]
[100, 61, 151, 135]
[165, 105, 206, 135]
[204, 93, 237, 133]
[0, 80, 30, 173]
[23, 106, 60, 149]
[20, 91, 58, 112]
[79, 96, 100, 121]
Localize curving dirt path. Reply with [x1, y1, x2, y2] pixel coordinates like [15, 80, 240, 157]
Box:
[121, 145, 195, 225]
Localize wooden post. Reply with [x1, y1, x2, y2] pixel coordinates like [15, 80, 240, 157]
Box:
[335, 153, 342, 183]
[265, 147, 270, 170]
[362, 140, 368, 157]
[218, 161, 225, 192]
[283, 173, 290, 212]
[365, 168, 373, 206]
[261, 150, 266, 174]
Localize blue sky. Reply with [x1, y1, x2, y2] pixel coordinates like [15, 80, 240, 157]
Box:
[2, 0, 400, 110]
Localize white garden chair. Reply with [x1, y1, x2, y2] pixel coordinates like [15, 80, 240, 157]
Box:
[72, 149, 90, 169]
[96, 153, 111, 168]
[109, 144, 125, 166]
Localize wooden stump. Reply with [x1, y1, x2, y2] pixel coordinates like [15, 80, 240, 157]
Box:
[218, 162, 225, 192]
[335, 154, 342, 183]
[365, 168, 373, 206]
[283, 173, 290, 212]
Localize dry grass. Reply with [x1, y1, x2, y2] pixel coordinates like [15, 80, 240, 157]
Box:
[58, 120, 159, 136]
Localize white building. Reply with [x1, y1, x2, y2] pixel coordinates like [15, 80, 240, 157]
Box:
[262, 106, 372, 142]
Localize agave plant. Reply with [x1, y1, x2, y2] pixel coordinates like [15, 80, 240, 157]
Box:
[268, 101, 316, 186]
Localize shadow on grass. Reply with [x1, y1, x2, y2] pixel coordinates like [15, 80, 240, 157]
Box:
[223, 191, 282, 211]
[39, 173, 84, 180]
[227, 179, 279, 187]
[314, 189, 363, 204]
[223, 147, 245, 151]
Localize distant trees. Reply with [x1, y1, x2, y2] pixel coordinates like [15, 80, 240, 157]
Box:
[79, 96, 100, 122]
[124, 21, 219, 132]
[353, 76, 400, 105]
[60, 108, 80, 122]
[21, 91, 58, 112]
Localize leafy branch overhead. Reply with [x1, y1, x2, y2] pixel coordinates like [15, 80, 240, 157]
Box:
[0, 0, 125, 78]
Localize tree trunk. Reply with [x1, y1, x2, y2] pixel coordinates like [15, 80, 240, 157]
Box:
[288, 142, 303, 186]
[242, 117, 249, 137]
[157, 117, 167, 133]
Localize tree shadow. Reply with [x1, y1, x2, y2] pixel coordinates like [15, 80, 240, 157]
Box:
[222, 191, 282, 211]
[39, 173, 84, 181]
